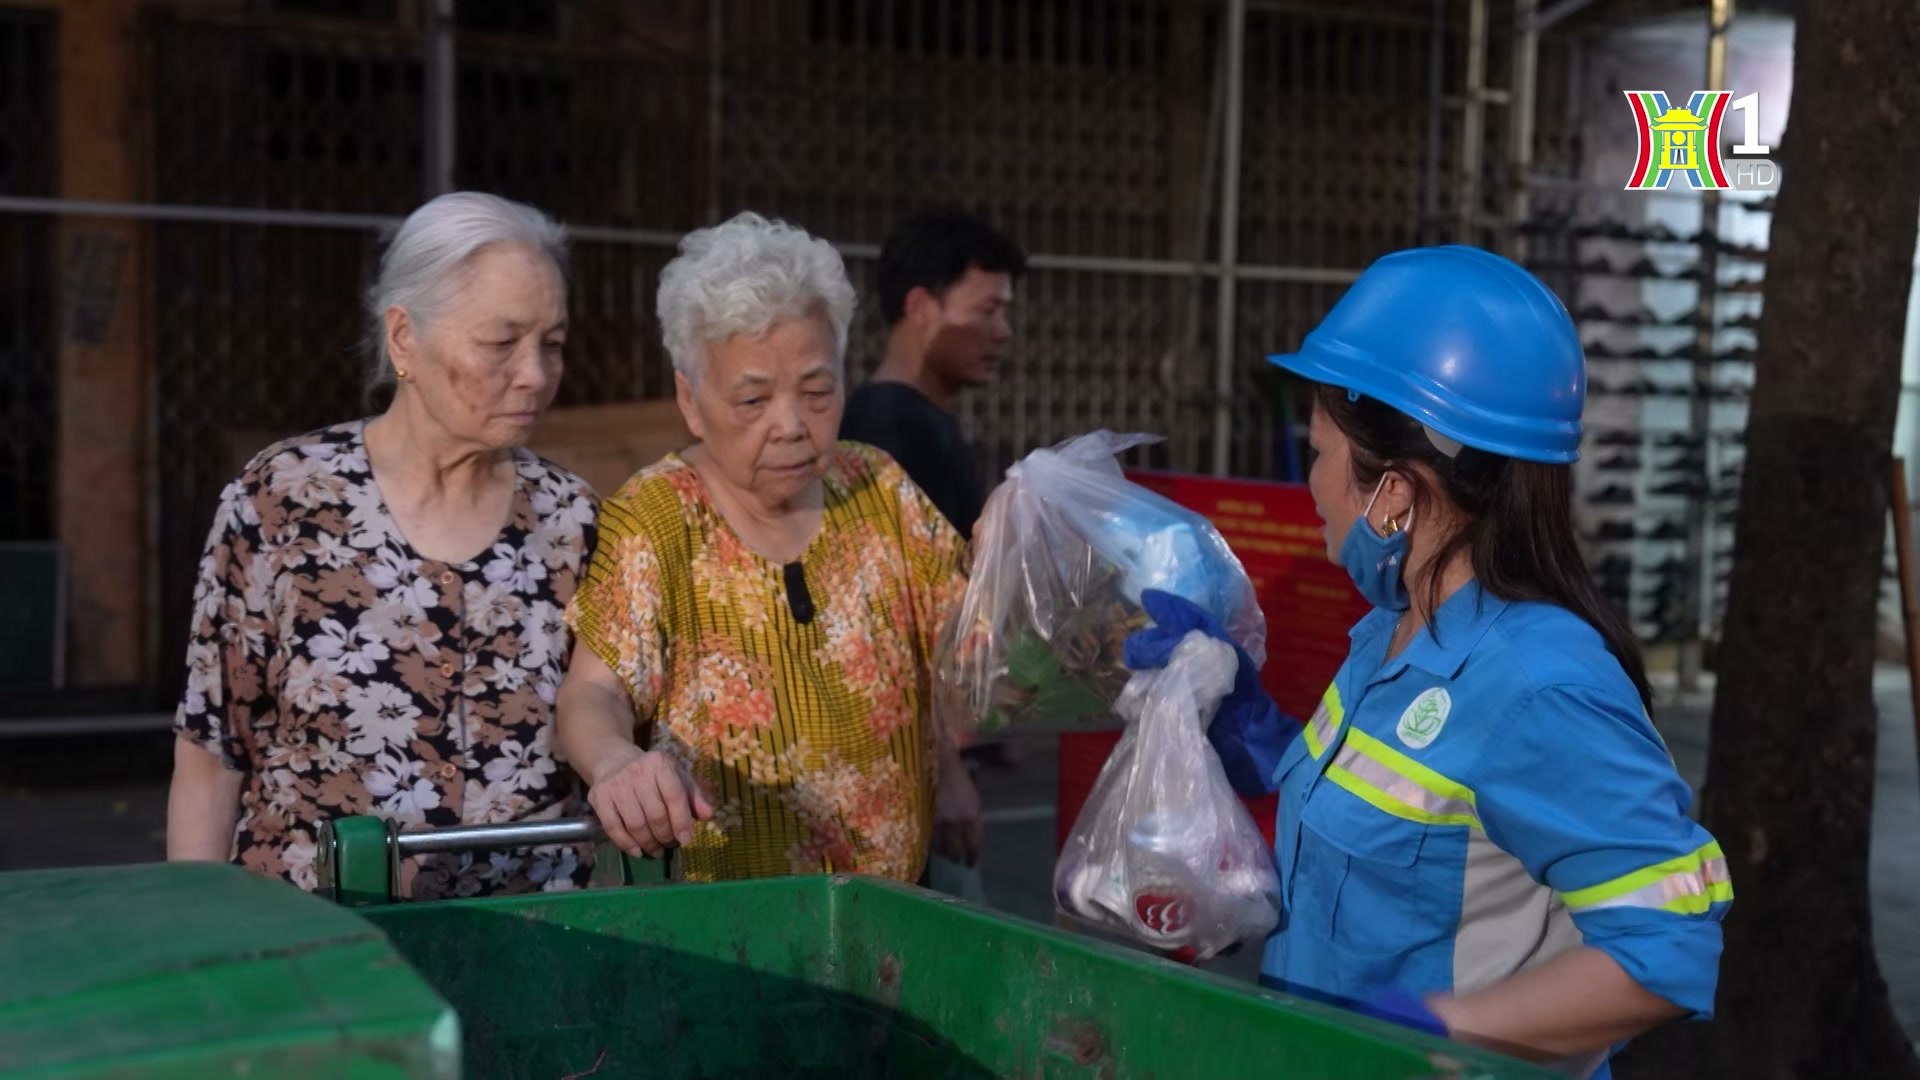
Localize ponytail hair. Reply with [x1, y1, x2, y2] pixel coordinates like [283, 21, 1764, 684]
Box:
[1316, 385, 1653, 713]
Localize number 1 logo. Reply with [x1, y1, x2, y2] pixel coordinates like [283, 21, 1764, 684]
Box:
[1624, 90, 1773, 191]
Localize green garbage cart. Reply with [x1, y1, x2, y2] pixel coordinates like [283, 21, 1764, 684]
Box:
[1, 815, 1554, 1080]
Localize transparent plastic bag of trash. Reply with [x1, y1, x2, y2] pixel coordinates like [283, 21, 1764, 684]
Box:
[1052, 631, 1281, 960]
[933, 431, 1264, 738]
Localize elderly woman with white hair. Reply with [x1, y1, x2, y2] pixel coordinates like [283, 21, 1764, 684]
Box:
[557, 212, 980, 882]
[166, 191, 600, 898]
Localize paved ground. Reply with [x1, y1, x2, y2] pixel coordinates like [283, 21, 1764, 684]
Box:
[4, 667, 1918, 1040]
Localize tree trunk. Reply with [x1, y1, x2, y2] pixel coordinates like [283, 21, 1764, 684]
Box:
[1619, 3, 1920, 1078]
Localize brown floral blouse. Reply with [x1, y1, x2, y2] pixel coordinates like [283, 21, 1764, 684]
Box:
[174, 420, 600, 898]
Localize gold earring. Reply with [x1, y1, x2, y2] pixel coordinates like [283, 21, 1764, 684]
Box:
[395, 367, 409, 380]
[1381, 515, 1402, 537]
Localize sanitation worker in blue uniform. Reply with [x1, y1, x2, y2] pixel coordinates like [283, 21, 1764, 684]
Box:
[1129, 246, 1729, 1077]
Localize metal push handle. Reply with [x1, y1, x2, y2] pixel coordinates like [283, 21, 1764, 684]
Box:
[317, 814, 670, 907]
[390, 816, 606, 856]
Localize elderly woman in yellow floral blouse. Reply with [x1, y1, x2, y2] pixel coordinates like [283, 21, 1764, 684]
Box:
[557, 212, 980, 882]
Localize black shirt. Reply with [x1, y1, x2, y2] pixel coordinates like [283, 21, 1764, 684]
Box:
[840, 381, 986, 539]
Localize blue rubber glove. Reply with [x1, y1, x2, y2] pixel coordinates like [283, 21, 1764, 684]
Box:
[1353, 986, 1450, 1039]
[1124, 589, 1294, 798]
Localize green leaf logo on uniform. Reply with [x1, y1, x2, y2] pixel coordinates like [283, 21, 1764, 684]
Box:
[1396, 688, 1452, 750]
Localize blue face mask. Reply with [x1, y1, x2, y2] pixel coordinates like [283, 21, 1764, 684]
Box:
[1339, 476, 1412, 612]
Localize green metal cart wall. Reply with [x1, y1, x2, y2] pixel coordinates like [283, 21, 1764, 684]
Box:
[1, 819, 1554, 1080]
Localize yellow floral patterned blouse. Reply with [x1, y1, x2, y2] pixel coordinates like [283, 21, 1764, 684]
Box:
[565, 443, 968, 882]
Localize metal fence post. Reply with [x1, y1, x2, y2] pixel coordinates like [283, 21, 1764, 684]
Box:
[424, 0, 456, 198]
[1212, 0, 1249, 477]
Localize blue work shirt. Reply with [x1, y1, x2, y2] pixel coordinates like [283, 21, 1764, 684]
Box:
[1240, 582, 1729, 1078]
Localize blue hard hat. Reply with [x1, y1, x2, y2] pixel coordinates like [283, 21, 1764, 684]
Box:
[1267, 245, 1585, 463]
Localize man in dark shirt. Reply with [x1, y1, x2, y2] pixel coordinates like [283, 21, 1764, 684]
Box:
[841, 209, 1027, 540]
[843, 211, 1026, 894]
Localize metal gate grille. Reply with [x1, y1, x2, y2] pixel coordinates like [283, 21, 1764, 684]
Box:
[0, 9, 55, 541]
[455, 30, 708, 405]
[719, 1, 1568, 480]
[721, 0, 1201, 478]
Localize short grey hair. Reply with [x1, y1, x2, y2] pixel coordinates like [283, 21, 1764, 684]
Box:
[365, 191, 570, 394]
[656, 212, 857, 382]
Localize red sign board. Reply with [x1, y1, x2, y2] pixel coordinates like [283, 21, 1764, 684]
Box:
[1055, 472, 1370, 851]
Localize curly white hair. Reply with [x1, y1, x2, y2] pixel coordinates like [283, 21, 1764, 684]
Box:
[656, 212, 857, 382]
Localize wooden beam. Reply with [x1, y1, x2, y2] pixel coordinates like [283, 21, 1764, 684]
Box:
[55, 0, 150, 688]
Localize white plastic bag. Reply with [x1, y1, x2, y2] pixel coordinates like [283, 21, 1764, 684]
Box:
[935, 431, 1264, 737]
[1052, 631, 1281, 960]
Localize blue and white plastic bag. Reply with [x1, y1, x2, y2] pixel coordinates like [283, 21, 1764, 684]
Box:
[935, 431, 1264, 737]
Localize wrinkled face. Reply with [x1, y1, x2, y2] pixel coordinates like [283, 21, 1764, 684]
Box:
[919, 267, 1014, 389]
[677, 314, 842, 506]
[1307, 403, 1374, 562]
[386, 244, 566, 449]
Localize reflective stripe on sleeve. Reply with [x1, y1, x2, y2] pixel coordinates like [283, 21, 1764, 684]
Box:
[1560, 840, 1734, 916]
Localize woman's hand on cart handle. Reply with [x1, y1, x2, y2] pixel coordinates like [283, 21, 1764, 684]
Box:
[588, 748, 714, 858]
